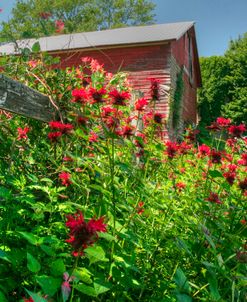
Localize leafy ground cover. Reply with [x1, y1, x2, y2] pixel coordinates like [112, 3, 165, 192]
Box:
[0, 53, 246, 302]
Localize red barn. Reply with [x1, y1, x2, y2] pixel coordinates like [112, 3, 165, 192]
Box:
[0, 21, 201, 139]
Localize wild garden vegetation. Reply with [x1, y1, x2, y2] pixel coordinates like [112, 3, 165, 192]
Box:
[0, 52, 246, 302]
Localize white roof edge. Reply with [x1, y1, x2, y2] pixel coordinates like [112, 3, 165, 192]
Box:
[0, 21, 195, 55]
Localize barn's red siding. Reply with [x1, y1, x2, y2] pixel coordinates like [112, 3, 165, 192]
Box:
[171, 27, 199, 124]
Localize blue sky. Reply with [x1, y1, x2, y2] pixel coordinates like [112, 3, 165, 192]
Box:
[1, 0, 247, 57]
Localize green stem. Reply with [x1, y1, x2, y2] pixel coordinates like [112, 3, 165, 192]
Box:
[69, 255, 80, 302]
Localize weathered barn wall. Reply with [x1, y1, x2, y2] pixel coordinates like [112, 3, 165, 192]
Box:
[171, 28, 198, 125]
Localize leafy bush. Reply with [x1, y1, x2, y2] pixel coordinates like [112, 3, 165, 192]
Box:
[0, 54, 246, 302]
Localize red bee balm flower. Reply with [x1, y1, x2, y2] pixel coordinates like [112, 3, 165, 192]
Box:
[89, 87, 106, 104]
[117, 125, 134, 138]
[55, 19, 65, 33]
[89, 132, 98, 142]
[109, 89, 131, 106]
[23, 298, 34, 302]
[135, 98, 148, 111]
[149, 78, 160, 101]
[238, 178, 247, 192]
[66, 211, 106, 256]
[176, 182, 186, 192]
[216, 117, 231, 127]
[136, 202, 145, 215]
[49, 121, 73, 134]
[228, 124, 246, 137]
[206, 122, 221, 131]
[71, 88, 89, 103]
[154, 112, 165, 124]
[165, 141, 179, 159]
[210, 149, 222, 164]
[17, 127, 30, 140]
[206, 192, 222, 204]
[59, 172, 72, 187]
[223, 171, 236, 185]
[238, 153, 247, 166]
[198, 144, 211, 156]
[48, 131, 62, 142]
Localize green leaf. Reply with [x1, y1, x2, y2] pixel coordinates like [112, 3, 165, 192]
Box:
[98, 232, 116, 242]
[40, 244, 55, 256]
[0, 187, 12, 199]
[50, 259, 66, 276]
[27, 252, 41, 273]
[84, 246, 109, 265]
[36, 275, 61, 297]
[208, 273, 221, 301]
[74, 284, 96, 297]
[176, 293, 192, 302]
[174, 267, 191, 294]
[73, 268, 92, 284]
[204, 233, 216, 251]
[19, 231, 39, 245]
[209, 170, 223, 178]
[0, 249, 11, 263]
[0, 291, 7, 302]
[94, 279, 111, 296]
[25, 289, 47, 302]
[32, 42, 41, 53]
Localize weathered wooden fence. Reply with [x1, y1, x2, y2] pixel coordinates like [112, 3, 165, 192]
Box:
[0, 74, 55, 122]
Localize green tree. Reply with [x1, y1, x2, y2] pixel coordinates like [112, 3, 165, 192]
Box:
[198, 56, 230, 125]
[198, 33, 247, 125]
[0, 0, 156, 42]
[222, 33, 247, 123]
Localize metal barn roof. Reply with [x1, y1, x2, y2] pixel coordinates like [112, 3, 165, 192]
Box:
[0, 21, 194, 55]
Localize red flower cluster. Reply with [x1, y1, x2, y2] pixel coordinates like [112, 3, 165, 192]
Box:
[184, 128, 200, 142]
[238, 153, 247, 166]
[143, 111, 165, 126]
[17, 127, 30, 140]
[66, 211, 106, 256]
[135, 98, 148, 111]
[55, 20, 64, 33]
[207, 117, 232, 132]
[210, 149, 222, 164]
[136, 201, 145, 215]
[48, 121, 73, 142]
[109, 89, 131, 106]
[23, 298, 34, 302]
[206, 192, 222, 204]
[216, 117, 231, 127]
[222, 163, 237, 185]
[49, 121, 73, 134]
[228, 124, 246, 137]
[176, 182, 186, 192]
[238, 178, 247, 193]
[72, 88, 89, 104]
[198, 144, 211, 157]
[101, 106, 121, 130]
[165, 141, 179, 159]
[39, 12, 52, 19]
[48, 131, 62, 142]
[88, 131, 98, 143]
[89, 87, 107, 104]
[59, 172, 72, 187]
[149, 78, 160, 101]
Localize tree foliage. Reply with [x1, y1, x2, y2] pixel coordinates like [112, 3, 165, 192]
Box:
[0, 0, 156, 41]
[198, 33, 247, 125]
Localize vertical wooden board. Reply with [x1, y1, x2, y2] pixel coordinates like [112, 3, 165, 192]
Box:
[0, 74, 56, 122]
